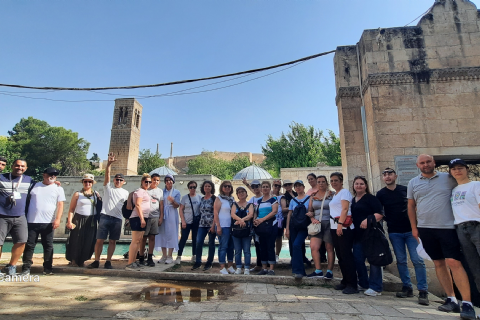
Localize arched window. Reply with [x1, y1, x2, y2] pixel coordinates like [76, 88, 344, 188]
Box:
[124, 109, 128, 123]
[136, 112, 140, 129]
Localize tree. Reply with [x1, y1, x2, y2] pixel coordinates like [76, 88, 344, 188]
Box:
[8, 117, 91, 179]
[137, 149, 166, 174]
[89, 153, 100, 162]
[186, 152, 251, 180]
[0, 136, 20, 168]
[261, 122, 342, 175]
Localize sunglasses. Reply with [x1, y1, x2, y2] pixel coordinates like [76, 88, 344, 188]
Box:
[83, 180, 93, 184]
[251, 184, 260, 188]
[273, 184, 281, 188]
[189, 186, 197, 190]
[115, 179, 124, 182]
[223, 185, 232, 189]
[144, 181, 152, 184]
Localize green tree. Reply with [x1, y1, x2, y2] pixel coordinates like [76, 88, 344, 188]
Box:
[186, 152, 251, 180]
[261, 122, 341, 175]
[0, 136, 20, 168]
[8, 117, 91, 179]
[137, 149, 166, 174]
[89, 153, 100, 162]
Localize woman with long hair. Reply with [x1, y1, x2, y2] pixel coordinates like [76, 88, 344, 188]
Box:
[214, 180, 235, 274]
[125, 173, 152, 270]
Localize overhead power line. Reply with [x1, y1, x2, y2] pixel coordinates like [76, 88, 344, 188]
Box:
[0, 50, 335, 91]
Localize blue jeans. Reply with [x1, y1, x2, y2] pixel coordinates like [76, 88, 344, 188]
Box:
[233, 235, 251, 268]
[353, 241, 383, 292]
[389, 232, 428, 291]
[195, 227, 216, 264]
[218, 227, 234, 264]
[290, 227, 308, 276]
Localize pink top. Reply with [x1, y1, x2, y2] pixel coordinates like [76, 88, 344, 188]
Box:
[131, 188, 151, 219]
[306, 188, 319, 196]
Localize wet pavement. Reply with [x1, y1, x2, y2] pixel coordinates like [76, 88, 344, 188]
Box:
[1, 274, 477, 319]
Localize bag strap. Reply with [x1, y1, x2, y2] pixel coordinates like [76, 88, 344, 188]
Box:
[319, 192, 327, 219]
[188, 194, 195, 216]
[299, 195, 310, 205]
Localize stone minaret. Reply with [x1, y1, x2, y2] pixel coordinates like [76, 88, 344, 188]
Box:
[108, 98, 142, 176]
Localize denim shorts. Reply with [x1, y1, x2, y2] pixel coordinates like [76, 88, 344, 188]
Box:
[97, 214, 123, 240]
[129, 217, 148, 232]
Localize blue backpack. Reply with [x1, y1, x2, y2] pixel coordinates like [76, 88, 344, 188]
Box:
[291, 196, 310, 230]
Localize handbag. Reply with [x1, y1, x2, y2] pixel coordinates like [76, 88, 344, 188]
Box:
[308, 191, 326, 236]
[94, 191, 103, 222]
[232, 203, 252, 238]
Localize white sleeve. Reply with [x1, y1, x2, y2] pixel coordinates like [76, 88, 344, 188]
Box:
[340, 189, 352, 202]
[57, 187, 66, 202]
[474, 182, 480, 205]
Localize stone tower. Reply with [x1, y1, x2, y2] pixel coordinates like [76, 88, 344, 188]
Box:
[108, 98, 143, 176]
[334, 0, 480, 191]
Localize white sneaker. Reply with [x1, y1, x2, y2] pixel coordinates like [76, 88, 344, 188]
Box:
[175, 256, 182, 265]
[234, 268, 242, 275]
[165, 257, 174, 264]
[244, 269, 250, 275]
[220, 267, 229, 275]
[191, 255, 196, 262]
[157, 256, 167, 264]
[276, 255, 279, 263]
[227, 266, 236, 274]
[364, 288, 381, 296]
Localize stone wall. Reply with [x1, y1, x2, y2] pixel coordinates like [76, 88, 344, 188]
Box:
[280, 166, 343, 185]
[335, 0, 480, 191]
[54, 174, 221, 239]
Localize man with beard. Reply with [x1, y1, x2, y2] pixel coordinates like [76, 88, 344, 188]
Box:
[408, 154, 475, 320]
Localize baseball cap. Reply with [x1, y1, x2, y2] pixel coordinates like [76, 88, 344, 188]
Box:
[251, 179, 261, 185]
[236, 186, 248, 193]
[282, 179, 293, 186]
[293, 180, 304, 186]
[44, 167, 59, 175]
[114, 173, 125, 180]
[448, 158, 468, 169]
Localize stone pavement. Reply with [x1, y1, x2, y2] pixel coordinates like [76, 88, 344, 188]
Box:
[1, 274, 477, 320]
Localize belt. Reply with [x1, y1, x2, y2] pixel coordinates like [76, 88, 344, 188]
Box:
[457, 221, 480, 227]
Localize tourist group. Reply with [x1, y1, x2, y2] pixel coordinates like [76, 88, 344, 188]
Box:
[0, 153, 478, 319]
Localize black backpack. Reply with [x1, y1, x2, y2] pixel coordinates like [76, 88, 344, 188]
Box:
[362, 215, 393, 266]
[231, 203, 252, 238]
[291, 196, 310, 230]
[122, 192, 135, 219]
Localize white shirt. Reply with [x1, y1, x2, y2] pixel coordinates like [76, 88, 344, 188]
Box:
[451, 181, 480, 225]
[218, 197, 232, 228]
[101, 183, 129, 220]
[27, 183, 66, 223]
[328, 188, 353, 230]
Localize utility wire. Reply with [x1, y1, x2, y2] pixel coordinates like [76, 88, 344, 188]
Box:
[404, 4, 434, 26]
[0, 50, 335, 91]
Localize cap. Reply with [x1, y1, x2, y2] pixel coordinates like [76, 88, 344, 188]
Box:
[164, 174, 175, 183]
[382, 167, 396, 174]
[251, 179, 261, 185]
[80, 173, 97, 184]
[282, 179, 293, 186]
[114, 173, 125, 180]
[44, 167, 59, 175]
[449, 158, 468, 169]
[293, 179, 304, 186]
[236, 186, 247, 192]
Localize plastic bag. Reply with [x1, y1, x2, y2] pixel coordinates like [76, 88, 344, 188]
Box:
[416, 238, 432, 261]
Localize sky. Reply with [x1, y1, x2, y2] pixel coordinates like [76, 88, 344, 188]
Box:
[2, 0, 479, 160]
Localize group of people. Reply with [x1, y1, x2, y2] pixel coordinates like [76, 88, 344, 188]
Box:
[0, 153, 479, 319]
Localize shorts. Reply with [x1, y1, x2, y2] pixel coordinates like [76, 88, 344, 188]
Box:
[418, 227, 462, 261]
[144, 217, 159, 236]
[0, 215, 28, 245]
[129, 217, 149, 232]
[311, 220, 333, 244]
[96, 214, 122, 241]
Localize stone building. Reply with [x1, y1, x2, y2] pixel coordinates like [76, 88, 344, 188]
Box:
[108, 98, 143, 176]
[334, 0, 480, 191]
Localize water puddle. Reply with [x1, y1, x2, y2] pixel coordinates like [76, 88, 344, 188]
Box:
[132, 281, 233, 304]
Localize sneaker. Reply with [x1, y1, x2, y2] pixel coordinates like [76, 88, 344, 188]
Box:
[135, 261, 145, 268]
[87, 261, 99, 269]
[275, 255, 279, 263]
[364, 288, 381, 296]
[227, 266, 236, 274]
[175, 256, 182, 265]
[244, 269, 250, 275]
[21, 268, 31, 276]
[250, 266, 262, 272]
[191, 262, 202, 270]
[203, 262, 212, 271]
[157, 256, 167, 264]
[306, 271, 324, 279]
[257, 269, 268, 275]
[324, 271, 333, 280]
[219, 267, 229, 275]
[334, 283, 347, 291]
[104, 261, 113, 269]
[234, 268, 242, 275]
[267, 270, 275, 276]
[418, 290, 429, 306]
[43, 269, 54, 275]
[357, 285, 369, 291]
[460, 303, 476, 320]
[342, 286, 359, 294]
[165, 257, 174, 264]
[396, 286, 413, 298]
[146, 259, 155, 267]
[1, 264, 11, 273]
[294, 273, 304, 279]
[125, 263, 140, 271]
[438, 298, 460, 313]
[6, 265, 16, 276]
[191, 255, 196, 262]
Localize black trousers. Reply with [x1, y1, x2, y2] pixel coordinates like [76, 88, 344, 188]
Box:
[331, 228, 357, 288]
[22, 223, 54, 270]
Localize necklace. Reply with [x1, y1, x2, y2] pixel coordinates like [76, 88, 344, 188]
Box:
[81, 188, 94, 198]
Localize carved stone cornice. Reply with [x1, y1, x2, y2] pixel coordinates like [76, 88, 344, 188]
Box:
[336, 66, 480, 102]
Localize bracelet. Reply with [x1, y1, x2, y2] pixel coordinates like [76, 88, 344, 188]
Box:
[338, 222, 344, 225]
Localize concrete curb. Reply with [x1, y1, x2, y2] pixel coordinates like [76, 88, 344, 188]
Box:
[29, 265, 403, 292]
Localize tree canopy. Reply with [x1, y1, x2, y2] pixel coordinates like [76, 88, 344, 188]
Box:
[186, 152, 251, 180]
[261, 122, 341, 175]
[6, 117, 91, 179]
[137, 149, 166, 174]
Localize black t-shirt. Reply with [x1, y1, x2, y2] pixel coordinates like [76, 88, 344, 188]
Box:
[282, 191, 298, 208]
[351, 193, 384, 241]
[376, 185, 412, 234]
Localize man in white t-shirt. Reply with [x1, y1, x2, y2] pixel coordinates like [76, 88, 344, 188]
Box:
[21, 167, 65, 275]
[88, 154, 129, 270]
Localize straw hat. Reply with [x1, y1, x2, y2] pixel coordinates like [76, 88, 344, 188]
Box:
[80, 173, 97, 184]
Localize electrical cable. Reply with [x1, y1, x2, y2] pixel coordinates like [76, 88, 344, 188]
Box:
[404, 4, 434, 26]
[0, 50, 335, 91]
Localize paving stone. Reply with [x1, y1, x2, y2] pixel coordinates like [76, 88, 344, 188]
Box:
[239, 312, 270, 319]
[271, 312, 305, 320]
[296, 295, 332, 303]
[217, 302, 267, 312]
[328, 302, 360, 314]
[115, 310, 150, 319]
[178, 302, 219, 312]
[200, 311, 239, 319]
[265, 302, 314, 313]
[301, 313, 333, 320]
[275, 294, 298, 302]
[144, 311, 201, 319]
[308, 302, 336, 313]
[275, 287, 301, 294]
[350, 303, 384, 315]
[240, 294, 277, 302]
[371, 305, 405, 317]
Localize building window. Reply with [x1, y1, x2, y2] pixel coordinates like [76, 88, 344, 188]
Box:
[118, 107, 123, 124]
[124, 109, 128, 123]
[136, 112, 140, 129]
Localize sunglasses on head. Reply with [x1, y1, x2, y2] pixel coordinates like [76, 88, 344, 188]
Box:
[189, 186, 197, 189]
[382, 170, 395, 175]
[144, 180, 152, 184]
[115, 179, 124, 182]
[274, 184, 281, 188]
[251, 184, 260, 188]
